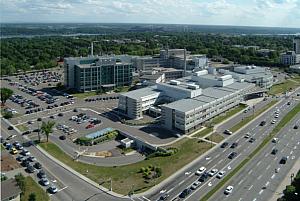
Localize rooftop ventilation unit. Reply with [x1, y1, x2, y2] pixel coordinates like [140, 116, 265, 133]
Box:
[170, 80, 181, 85]
[187, 84, 199, 90]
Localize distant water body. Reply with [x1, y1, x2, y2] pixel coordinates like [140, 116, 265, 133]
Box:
[1, 33, 106, 39]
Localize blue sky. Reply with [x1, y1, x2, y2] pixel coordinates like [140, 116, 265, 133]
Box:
[1, 0, 300, 28]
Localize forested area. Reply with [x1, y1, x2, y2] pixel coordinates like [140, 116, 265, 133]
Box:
[0, 32, 293, 76]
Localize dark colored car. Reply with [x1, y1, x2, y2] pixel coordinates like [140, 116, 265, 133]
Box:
[260, 121, 266, 126]
[271, 149, 278, 155]
[73, 108, 78, 112]
[16, 155, 24, 162]
[38, 170, 46, 179]
[8, 126, 14, 130]
[26, 165, 35, 173]
[21, 160, 30, 167]
[179, 189, 191, 198]
[198, 172, 209, 182]
[280, 156, 287, 164]
[249, 138, 256, 143]
[22, 130, 31, 135]
[59, 135, 66, 140]
[294, 125, 298, 129]
[159, 194, 170, 200]
[228, 152, 237, 159]
[34, 162, 42, 169]
[58, 113, 63, 117]
[221, 142, 229, 148]
[230, 142, 238, 148]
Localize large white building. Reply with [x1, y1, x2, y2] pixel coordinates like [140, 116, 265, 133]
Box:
[219, 65, 273, 88]
[118, 69, 255, 133]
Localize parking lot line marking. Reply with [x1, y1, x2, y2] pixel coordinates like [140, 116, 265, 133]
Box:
[271, 174, 275, 179]
[178, 180, 185, 186]
[57, 186, 68, 193]
[215, 153, 220, 158]
[290, 150, 293, 155]
[257, 175, 262, 180]
[166, 187, 175, 194]
[217, 159, 224, 164]
[238, 179, 244, 185]
[259, 189, 264, 195]
[266, 165, 271, 170]
[266, 181, 270, 186]
[142, 196, 151, 201]
[256, 161, 261, 166]
[248, 170, 253, 175]
[274, 156, 278, 161]
[249, 185, 253, 190]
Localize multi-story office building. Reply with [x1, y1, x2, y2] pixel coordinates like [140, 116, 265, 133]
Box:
[64, 56, 134, 92]
[280, 51, 300, 65]
[293, 37, 300, 54]
[132, 56, 160, 71]
[119, 69, 255, 133]
[219, 65, 273, 88]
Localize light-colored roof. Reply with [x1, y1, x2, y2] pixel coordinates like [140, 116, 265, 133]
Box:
[1, 179, 21, 200]
[163, 99, 207, 113]
[120, 86, 160, 100]
[202, 87, 232, 99]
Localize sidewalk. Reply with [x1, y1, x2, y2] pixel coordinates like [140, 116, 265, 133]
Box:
[269, 159, 300, 201]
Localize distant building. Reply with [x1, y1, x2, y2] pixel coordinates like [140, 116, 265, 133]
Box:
[132, 56, 160, 72]
[289, 64, 300, 74]
[293, 37, 300, 54]
[64, 56, 134, 92]
[219, 65, 273, 88]
[1, 178, 22, 201]
[280, 51, 300, 65]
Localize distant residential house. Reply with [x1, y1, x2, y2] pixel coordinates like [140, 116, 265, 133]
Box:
[1, 178, 22, 201]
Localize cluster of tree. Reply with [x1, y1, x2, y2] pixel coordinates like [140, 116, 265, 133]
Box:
[278, 170, 300, 201]
[1, 32, 293, 76]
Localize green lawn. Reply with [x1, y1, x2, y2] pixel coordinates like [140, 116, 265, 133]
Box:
[1, 144, 5, 150]
[205, 133, 225, 143]
[16, 124, 29, 132]
[39, 138, 212, 195]
[268, 79, 300, 95]
[72, 91, 98, 99]
[230, 100, 278, 132]
[209, 104, 247, 125]
[200, 102, 300, 201]
[21, 176, 49, 201]
[193, 127, 213, 138]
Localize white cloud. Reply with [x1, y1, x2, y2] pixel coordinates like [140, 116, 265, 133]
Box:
[0, 0, 300, 27]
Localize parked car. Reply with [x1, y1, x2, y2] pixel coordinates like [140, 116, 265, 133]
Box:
[40, 178, 50, 186]
[22, 130, 31, 135]
[244, 133, 251, 138]
[272, 138, 278, 143]
[21, 149, 30, 156]
[21, 160, 30, 167]
[294, 125, 299, 129]
[34, 162, 42, 169]
[221, 142, 229, 148]
[224, 186, 234, 195]
[249, 137, 256, 143]
[260, 121, 266, 126]
[26, 165, 35, 173]
[159, 194, 170, 200]
[16, 155, 24, 162]
[48, 185, 58, 194]
[38, 170, 46, 179]
[11, 148, 18, 155]
[28, 156, 36, 162]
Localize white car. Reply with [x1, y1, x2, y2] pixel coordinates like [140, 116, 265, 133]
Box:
[190, 181, 201, 190]
[195, 166, 206, 175]
[208, 169, 218, 177]
[224, 186, 233, 195]
[244, 133, 251, 138]
[272, 138, 278, 143]
[271, 119, 276, 124]
[275, 114, 279, 118]
[216, 171, 226, 179]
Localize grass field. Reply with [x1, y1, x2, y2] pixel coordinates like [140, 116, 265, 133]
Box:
[205, 133, 225, 143]
[230, 100, 278, 132]
[193, 127, 213, 138]
[16, 124, 29, 132]
[40, 138, 212, 195]
[268, 79, 300, 95]
[21, 176, 49, 201]
[200, 102, 300, 201]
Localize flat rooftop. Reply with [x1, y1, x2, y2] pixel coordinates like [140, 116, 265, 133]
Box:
[163, 98, 208, 113]
[120, 86, 160, 99]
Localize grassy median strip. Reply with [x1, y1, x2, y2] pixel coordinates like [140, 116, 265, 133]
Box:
[200, 102, 300, 201]
[230, 100, 278, 132]
[39, 138, 212, 195]
[205, 133, 225, 143]
[20, 176, 50, 201]
[210, 104, 247, 125]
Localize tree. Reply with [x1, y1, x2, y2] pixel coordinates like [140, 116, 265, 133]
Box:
[15, 173, 25, 193]
[28, 193, 36, 201]
[283, 185, 297, 201]
[0, 88, 13, 106]
[41, 121, 55, 142]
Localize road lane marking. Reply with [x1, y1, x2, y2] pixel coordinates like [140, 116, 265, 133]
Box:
[142, 196, 151, 201]
[217, 159, 224, 164]
[166, 187, 174, 194]
[215, 153, 220, 158]
[256, 161, 262, 167]
[238, 179, 244, 185]
[57, 186, 68, 193]
[253, 198, 257, 201]
[266, 165, 271, 170]
[266, 181, 270, 186]
[294, 146, 297, 150]
[248, 170, 253, 175]
[290, 151, 293, 155]
[178, 180, 185, 186]
[249, 185, 253, 190]
[271, 174, 275, 179]
[259, 190, 264, 195]
[274, 156, 278, 161]
[258, 175, 262, 180]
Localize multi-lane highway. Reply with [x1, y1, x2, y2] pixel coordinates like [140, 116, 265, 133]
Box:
[146, 95, 299, 201]
[210, 112, 300, 201]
